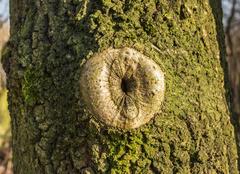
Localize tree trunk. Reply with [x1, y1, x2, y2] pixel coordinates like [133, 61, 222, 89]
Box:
[4, 0, 239, 173]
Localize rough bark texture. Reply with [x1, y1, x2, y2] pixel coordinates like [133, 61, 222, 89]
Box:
[4, 0, 239, 173]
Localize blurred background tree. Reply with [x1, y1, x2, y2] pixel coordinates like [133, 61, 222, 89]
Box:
[0, 0, 10, 173]
[223, 0, 240, 154]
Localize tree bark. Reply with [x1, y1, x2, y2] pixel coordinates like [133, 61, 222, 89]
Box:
[5, 0, 239, 173]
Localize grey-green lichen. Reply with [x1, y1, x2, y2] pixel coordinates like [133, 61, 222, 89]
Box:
[80, 47, 165, 129]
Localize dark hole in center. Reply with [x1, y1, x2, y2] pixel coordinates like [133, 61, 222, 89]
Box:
[121, 76, 136, 93]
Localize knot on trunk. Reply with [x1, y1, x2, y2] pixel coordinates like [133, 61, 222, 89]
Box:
[80, 47, 165, 129]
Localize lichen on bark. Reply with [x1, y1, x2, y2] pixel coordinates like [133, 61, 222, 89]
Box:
[5, 0, 239, 173]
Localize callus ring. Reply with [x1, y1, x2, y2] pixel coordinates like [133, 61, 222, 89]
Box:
[80, 47, 165, 129]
